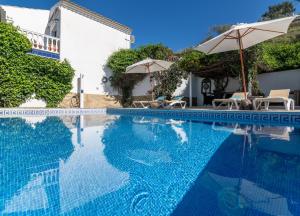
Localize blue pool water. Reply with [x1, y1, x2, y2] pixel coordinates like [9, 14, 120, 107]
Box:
[1, 114, 300, 216]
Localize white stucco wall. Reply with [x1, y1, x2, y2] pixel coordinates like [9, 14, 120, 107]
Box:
[1, 6, 49, 33]
[59, 6, 131, 95]
[192, 69, 300, 105]
[132, 75, 151, 96]
[173, 78, 189, 97]
[132, 73, 192, 98]
[132, 76, 190, 98]
[225, 78, 241, 92]
[224, 69, 300, 96]
[256, 69, 300, 95]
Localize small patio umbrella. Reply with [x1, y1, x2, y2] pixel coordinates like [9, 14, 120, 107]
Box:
[195, 16, 298, 98]
[126, 58, 174, 100]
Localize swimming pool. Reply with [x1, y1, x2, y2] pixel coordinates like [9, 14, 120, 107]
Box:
[1, 111, 300, 215]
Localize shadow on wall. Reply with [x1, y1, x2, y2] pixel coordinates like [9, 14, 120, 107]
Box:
[102, 65, 118, 96]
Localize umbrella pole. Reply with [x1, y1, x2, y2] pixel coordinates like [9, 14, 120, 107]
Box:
[148, 64, 154, 101]
[237, 30, 247, 99]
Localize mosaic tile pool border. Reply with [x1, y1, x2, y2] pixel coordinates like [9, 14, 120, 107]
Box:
[0, 108, 106, 117]
[107, 108, 300, 126]
[1, 108, 300, 126]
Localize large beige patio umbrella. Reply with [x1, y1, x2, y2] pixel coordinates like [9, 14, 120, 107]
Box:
[195, 16, 298, 98]
[126, 58, 174, 100]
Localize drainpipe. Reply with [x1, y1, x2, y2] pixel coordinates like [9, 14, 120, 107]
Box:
[77, 115, 84, 147]
[0, 7, 7, 23]
[189, 72, 193, 108]
[79, 74, 84, 108]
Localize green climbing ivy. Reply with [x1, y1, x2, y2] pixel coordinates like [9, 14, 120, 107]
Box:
[153, 62, 189, 99]
[0, 22, 74, 107]
[0, 22, 31, 58]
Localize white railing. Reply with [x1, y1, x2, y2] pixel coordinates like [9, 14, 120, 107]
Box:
[21, 29, 60, 54]
[30, 168, 59, 188]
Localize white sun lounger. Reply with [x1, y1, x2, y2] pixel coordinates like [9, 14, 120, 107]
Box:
[212, 92, 248, 110]
[253, 89, 295, 111]
[164, 96, 186, 109]
[252, 125, 294, 141]
[132, 96, 166, 108]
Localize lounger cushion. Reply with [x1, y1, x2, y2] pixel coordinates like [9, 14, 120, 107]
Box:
[254, 97, 289, 102]
[231, 95, 243, 100]
[172, 96, 184, 101]
[156, 96, 166, 101]
[213, 98, 239, 102]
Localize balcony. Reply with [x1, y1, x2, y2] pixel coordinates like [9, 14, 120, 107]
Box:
[21, 29, 60, 60]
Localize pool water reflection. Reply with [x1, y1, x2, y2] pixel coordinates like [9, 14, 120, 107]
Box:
[0, 115, 300, 216]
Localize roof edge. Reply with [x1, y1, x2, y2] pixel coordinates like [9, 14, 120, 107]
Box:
[0, 4, 50, 12]
[58, 0, 132, 35]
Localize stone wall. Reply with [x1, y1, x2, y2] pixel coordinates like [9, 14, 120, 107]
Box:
[59, 93, 80, 108]
[132, 95, 152, 101]
[60, 93, 122, 108]
[84, 94, 121, 108]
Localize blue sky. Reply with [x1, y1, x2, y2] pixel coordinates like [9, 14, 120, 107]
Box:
[0, 0, 298, 51]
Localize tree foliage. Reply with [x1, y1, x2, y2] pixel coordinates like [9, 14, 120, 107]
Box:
[0, 22, 74, 107]
[261, 1, 295, 20]
[201, 24, 232, 43]
[178, 50, 207, 73]
[136, 44, 173, 60]
[107, 44, 175, 106]
[210, 24, 231, 35]
[106, 49, 140, 87]
[258, 42, 300, 72]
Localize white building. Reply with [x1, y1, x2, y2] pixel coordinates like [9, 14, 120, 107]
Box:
[0, 0, 133, 108]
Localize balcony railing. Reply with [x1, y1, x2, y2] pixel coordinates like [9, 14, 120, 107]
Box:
[21, 29, 60, 54]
